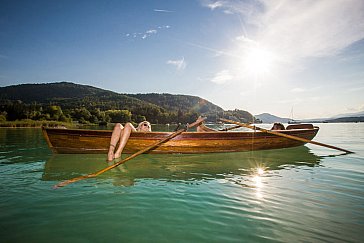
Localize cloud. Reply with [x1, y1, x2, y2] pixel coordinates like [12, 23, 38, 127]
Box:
[124, 26, 170, 40]
[203, 0, 364, 61]
[260, 0, 364, 59]
[291, 88, 305, 93]
[146, 29, 157, 34]
[154, 9, 174, 13]
[167, 57, 187, 70]
[159, 25, 170, 29]
[210, 70, 233, 84]
[205, 1, 224, 10]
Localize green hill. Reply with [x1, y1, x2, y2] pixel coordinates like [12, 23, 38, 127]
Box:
[0, 82, 156, 111]
[0, 82, 257, 124]
[0, 82, 110, 101]
[129, 93, 224, 114]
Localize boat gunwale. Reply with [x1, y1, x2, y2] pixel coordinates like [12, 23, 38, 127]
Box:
[43, 127, 319, 136]
[42, 126, 320, 154]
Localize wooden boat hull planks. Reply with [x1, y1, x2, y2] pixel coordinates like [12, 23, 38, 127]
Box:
[42, 126, 320, 154]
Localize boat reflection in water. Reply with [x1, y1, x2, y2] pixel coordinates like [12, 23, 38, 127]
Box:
[42, 146, 321, 187]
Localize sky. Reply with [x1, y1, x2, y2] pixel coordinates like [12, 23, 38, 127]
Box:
[1, 0, 364, 119]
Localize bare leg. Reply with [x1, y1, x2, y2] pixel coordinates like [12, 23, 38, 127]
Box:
[114, 123, 136, 159]
[197, 123, 216, 132]
[107, 123, 124, 161]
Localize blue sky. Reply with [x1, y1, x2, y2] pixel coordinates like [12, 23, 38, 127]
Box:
[1, 0, 364, 119]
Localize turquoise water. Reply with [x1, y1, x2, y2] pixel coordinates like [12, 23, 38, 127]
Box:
[0, 123, 363, 242]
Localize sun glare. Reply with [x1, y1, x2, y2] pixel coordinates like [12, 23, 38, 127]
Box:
[257, 167, 265, 175]
[245, 47, 274, 76]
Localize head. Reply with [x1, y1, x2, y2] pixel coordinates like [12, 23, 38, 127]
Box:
[271, 122, 285, 130]
[136, 121, 152, 132]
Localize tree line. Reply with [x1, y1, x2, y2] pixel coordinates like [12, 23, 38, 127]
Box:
[0, 100, 258, 125]
[0, 100, 202, 125]
[0, 82, 259, 125]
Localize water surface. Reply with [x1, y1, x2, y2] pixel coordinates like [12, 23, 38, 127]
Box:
[0, 123, 363, 242]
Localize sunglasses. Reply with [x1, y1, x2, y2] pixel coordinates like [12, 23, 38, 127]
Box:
[143, 123, 150, 127]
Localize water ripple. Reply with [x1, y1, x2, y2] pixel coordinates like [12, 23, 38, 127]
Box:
[1, 126, 364, 242]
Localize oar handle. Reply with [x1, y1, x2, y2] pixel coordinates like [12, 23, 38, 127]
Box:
[220, 118, 353, 154]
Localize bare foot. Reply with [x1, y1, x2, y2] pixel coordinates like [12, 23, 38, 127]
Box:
[114, 151, 122, 159]
[107, 150, 114, 161]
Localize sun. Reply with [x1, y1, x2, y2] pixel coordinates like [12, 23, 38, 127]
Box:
[225, 40, 279, 83]
[244, 47, 274, 76]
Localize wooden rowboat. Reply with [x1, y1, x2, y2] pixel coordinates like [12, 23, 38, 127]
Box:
[42, 124, 319, 154]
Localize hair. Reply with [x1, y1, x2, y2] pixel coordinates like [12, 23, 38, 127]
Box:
[271, 122, 285, 130]
[136, 121, 152, 132]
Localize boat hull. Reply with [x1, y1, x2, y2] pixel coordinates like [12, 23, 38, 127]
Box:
[42, 126, 319, 154]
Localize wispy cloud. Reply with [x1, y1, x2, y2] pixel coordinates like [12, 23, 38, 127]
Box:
[202, 0, 364, 61]
[146, 30, 157, 34]
[124, 25, 170, 40]
[205, 1, 224, 10]
[290, 88, 305, 93]
[260, 0, 364, 59]
[154, 9, 174, 13]
[167, 57, 187, 70]
[210, 70, 233, 84]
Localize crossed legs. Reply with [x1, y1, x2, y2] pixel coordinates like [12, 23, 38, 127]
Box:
[107, 123, 136, 161]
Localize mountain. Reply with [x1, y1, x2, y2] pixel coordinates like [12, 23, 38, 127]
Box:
[325, 116, 364, 123]
[128, 93, 224, 114]
[255, 113, 291, 123]
[331, 110, 364, 119]
[255, 112, 364, 124]
[0, 82, 113, 102]
[0, 82, 155, 111]
[0, 82, 255, 124]
[0, 82, 223, 114]
[285, 111, 364, 123]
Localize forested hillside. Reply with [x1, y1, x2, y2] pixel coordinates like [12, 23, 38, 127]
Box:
[129, 93, 224, 114]
[0, 82, 258, 125]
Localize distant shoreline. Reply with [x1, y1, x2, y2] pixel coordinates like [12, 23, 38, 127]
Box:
[0, 120, 74, 128]
[1, 120, 363, 128]
[292, 116, 364, 124]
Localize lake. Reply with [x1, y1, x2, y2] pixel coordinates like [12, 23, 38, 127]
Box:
[0, 123, 363, 242]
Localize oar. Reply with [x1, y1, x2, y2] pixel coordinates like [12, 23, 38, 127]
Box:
[220, 118, 353, 154]
[54, 118, 206, 188]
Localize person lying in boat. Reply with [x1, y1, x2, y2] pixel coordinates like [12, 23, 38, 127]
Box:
[271, 122, 285, 130]
[107, 121, 152, 161]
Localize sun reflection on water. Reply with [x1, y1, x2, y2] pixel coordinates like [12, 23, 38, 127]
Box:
[252, 167, 266, 199]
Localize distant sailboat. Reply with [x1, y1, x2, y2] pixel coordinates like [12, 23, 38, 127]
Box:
[288, 106, 299, 124]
